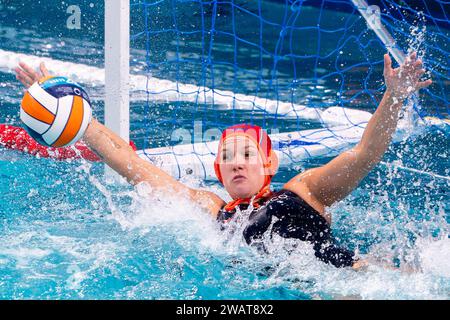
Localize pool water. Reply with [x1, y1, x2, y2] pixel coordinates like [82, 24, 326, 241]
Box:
[0, 1, 449, 299]
[0, 147, 448, 299]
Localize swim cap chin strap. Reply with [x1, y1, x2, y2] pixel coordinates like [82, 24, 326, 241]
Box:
[223, 183, 273, 212]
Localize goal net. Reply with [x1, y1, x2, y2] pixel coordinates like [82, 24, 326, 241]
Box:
[129, 0, 448, 180]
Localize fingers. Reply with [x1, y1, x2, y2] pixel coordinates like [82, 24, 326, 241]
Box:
[402, 52, 428, 83]
[413, 58, 423, 69]
[40, 62, 51, 77]
[416, 79, 432, 90]
[402, 51, 417, 69]
[403, 53, 417, 71]
[18, 61, 39, 80]
[386, 50, 433, 96]
[404, 51, 417, 67]
[415, 68, 426, 78]
[16, 61, 41, 88]
[352, 259, 369, 271]
[408, 51, 417, 63]
[15, 67, 35, 88]
[383, 53, 392, 75]
[15, 61, 50, 88]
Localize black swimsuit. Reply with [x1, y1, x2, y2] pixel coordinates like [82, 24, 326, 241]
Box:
[217, 189, 356, 268]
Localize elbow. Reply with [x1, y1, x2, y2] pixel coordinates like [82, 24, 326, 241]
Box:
[354, 144, 383, 170]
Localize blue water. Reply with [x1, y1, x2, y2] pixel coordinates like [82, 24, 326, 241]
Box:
[0, 1, 449, 299]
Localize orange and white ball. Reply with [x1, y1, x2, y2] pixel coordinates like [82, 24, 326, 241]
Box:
[20, 76, 92, 147]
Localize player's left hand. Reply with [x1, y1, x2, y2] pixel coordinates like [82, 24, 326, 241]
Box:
[384, 51, 432, 100]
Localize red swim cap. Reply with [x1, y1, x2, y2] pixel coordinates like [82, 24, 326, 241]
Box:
[213, 124, 276, 185]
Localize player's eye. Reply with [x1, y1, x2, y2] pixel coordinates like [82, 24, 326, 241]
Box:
[222, 150, 233, 162]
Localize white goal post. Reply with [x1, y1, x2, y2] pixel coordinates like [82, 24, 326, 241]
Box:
[104, 0, 130, 143]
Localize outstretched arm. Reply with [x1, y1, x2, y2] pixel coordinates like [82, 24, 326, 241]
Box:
[81, 119, 225, 215]
[284, 52, 432, 218]
[15, 62, 225, 216]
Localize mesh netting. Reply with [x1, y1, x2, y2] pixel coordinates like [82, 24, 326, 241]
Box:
[130, 0, 449, 179]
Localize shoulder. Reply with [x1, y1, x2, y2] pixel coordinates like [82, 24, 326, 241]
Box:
[282, 175, 331, 224]
[191, 189, 226, 219]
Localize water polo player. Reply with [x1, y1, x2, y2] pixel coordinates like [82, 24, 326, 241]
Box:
[14, 52, 432, 270]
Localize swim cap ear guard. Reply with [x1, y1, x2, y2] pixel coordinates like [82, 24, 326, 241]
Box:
[214, 157, 224, 184]
[264, 149, 279, 176]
